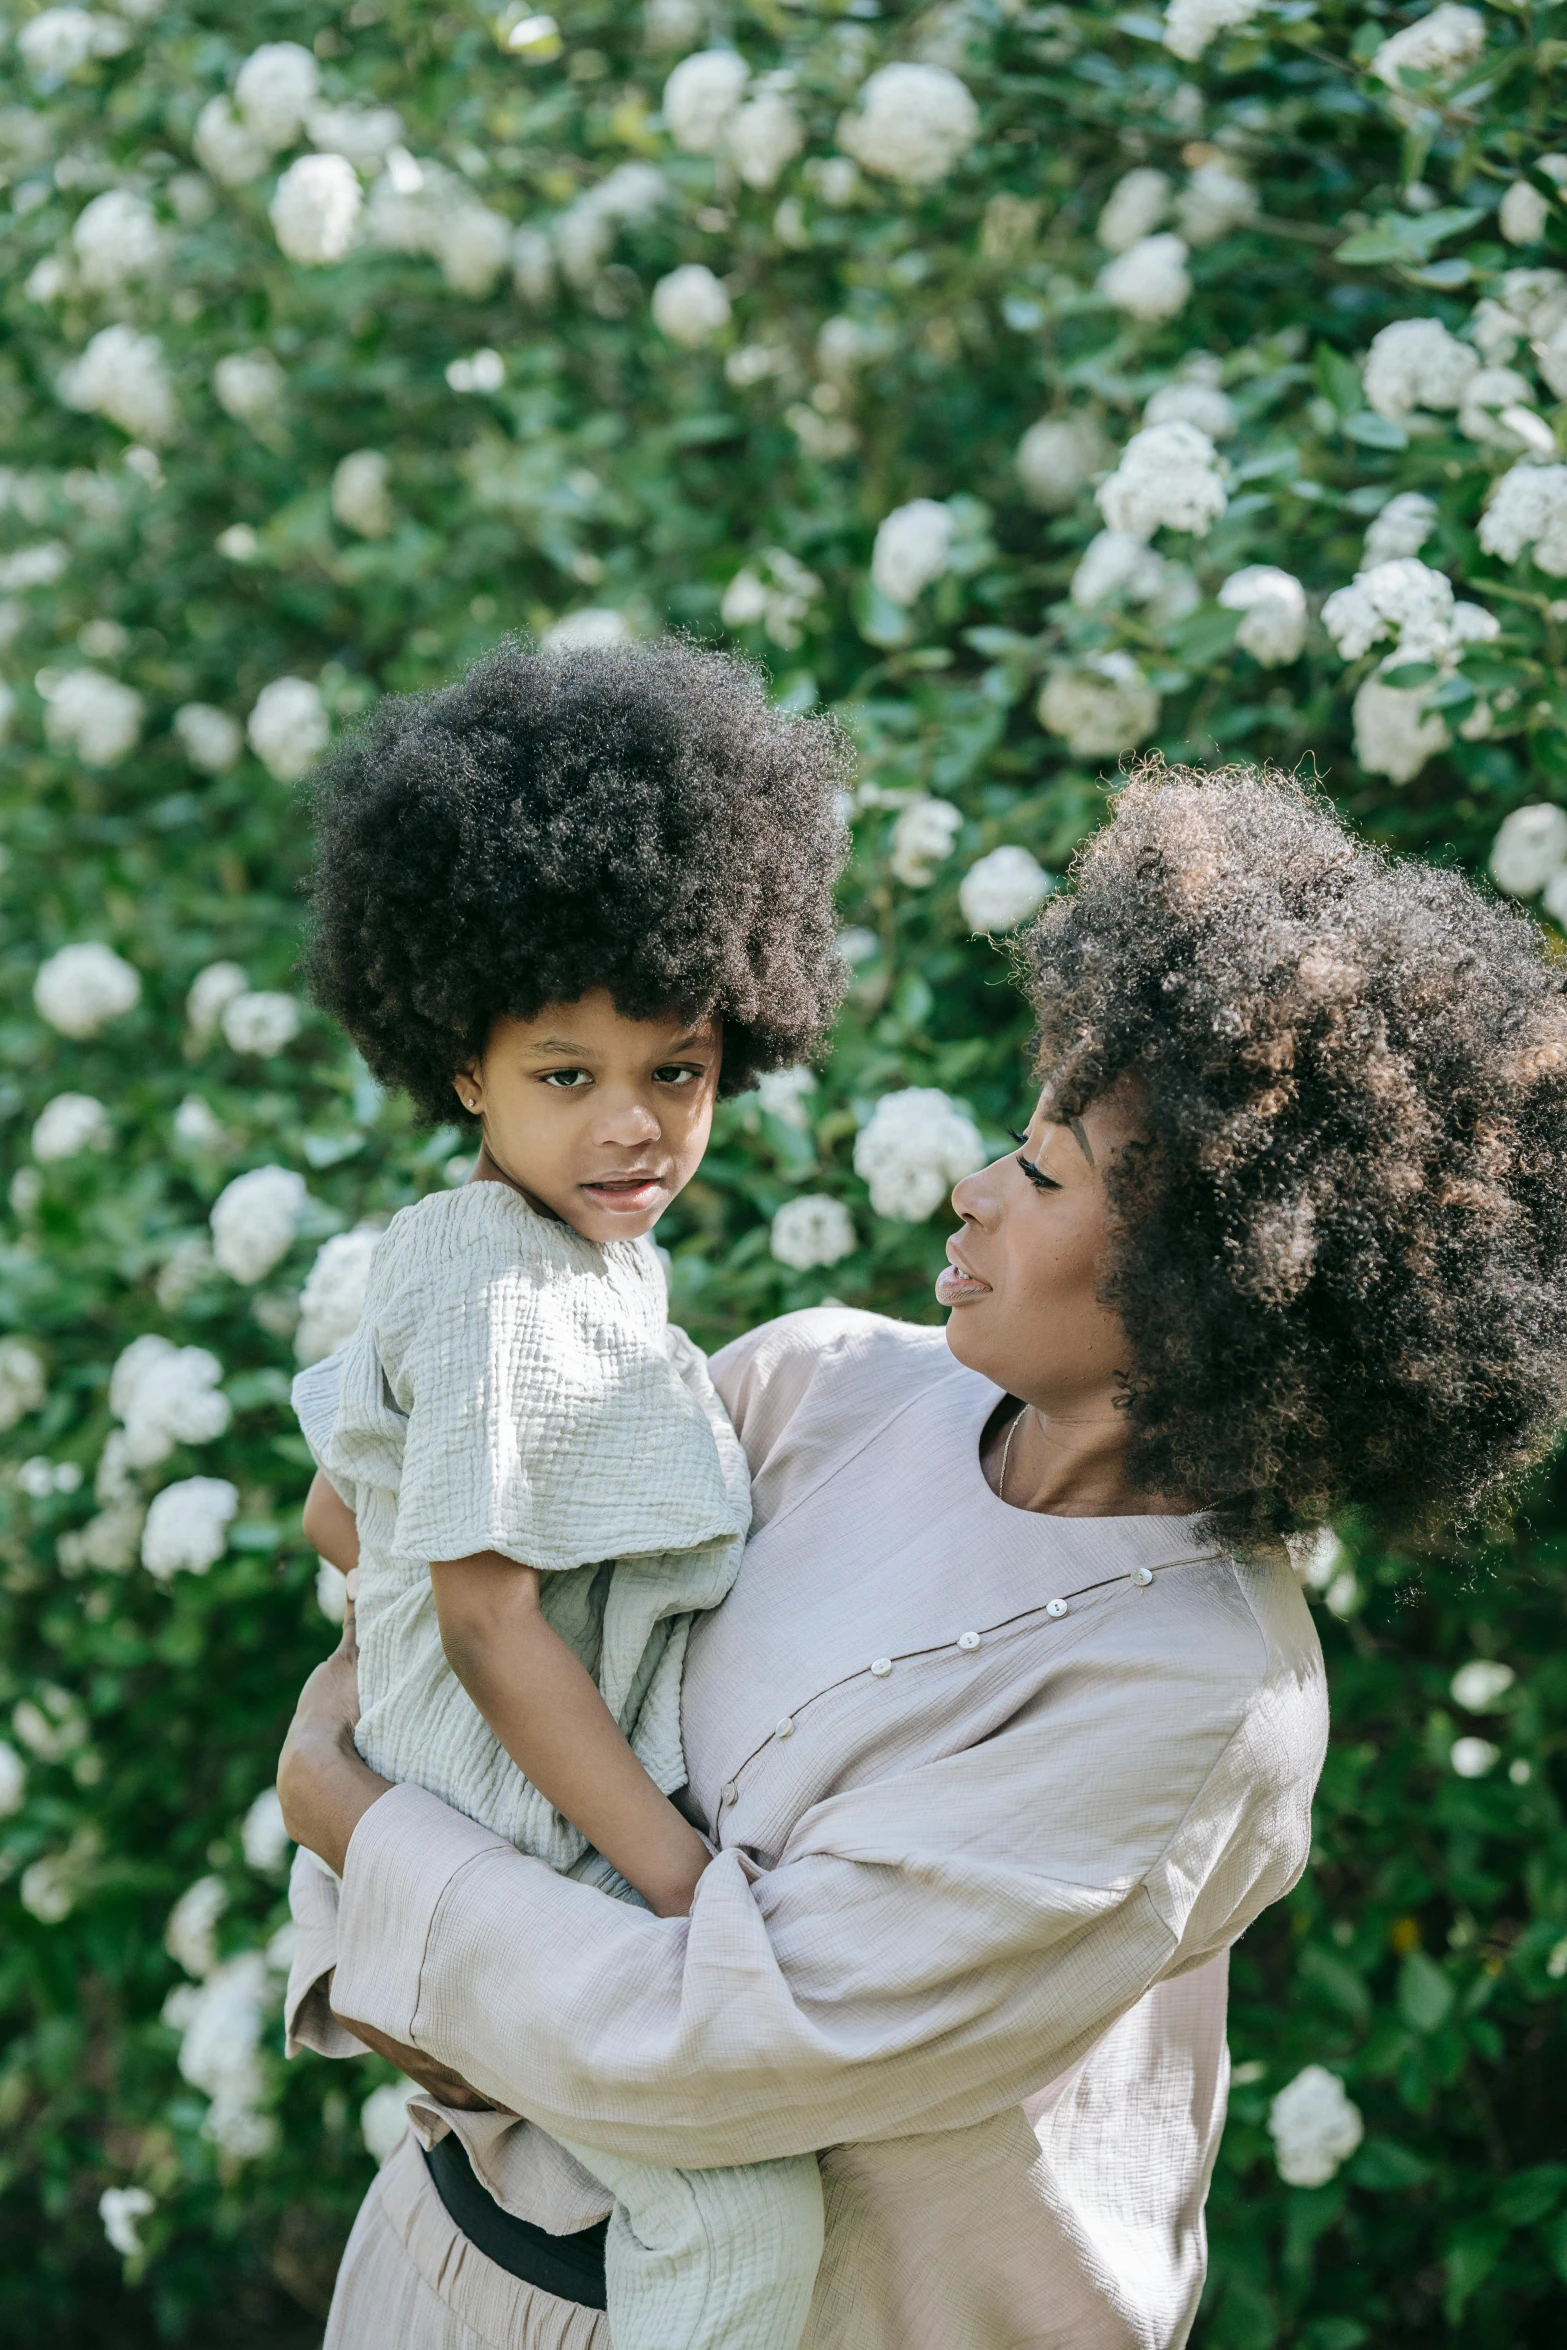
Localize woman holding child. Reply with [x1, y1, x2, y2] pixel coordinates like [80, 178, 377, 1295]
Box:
[278, 641, 1567, 2350]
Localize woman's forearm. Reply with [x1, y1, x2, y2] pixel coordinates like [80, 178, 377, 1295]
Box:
[431, 1552, 712, 1918]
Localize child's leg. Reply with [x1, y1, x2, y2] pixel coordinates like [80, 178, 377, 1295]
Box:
[552, 2137, 823, 2350]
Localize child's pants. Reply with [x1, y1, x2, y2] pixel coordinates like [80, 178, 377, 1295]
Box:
[553, 2134, 824, 2350]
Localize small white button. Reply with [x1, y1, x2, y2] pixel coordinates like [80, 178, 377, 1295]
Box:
[775, 1716, 794, 1739]
[1131, 1566, 1155, 1588]
[957, 1631, 981, 1651]
[720, 1780, 738, 1805]
[870, 1656, 893, 1678]
[1045, 1598, 1069, 1619]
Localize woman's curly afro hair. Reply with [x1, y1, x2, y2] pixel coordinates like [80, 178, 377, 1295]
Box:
[1021, 763, 1567, 1542]
[304, 637, 851, 1122]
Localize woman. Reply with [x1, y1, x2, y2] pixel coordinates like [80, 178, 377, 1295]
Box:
[279, 766, 1567, 2350]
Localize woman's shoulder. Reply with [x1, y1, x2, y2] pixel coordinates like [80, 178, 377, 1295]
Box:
[710, 1307, 957, 1474]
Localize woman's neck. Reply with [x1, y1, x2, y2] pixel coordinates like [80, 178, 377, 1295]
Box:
[985, 1398, 1190, 1519]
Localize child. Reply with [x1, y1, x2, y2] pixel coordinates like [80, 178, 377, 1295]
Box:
[292, 638, 848, 2350]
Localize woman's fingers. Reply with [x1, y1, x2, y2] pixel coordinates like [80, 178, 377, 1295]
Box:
[332, 2011, 496, 2111]
[340, 1567, 359, 1663]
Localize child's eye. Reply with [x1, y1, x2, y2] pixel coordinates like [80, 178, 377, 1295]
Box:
[653, 1063, 702, 1086]
[540, 1069, 593, 1090]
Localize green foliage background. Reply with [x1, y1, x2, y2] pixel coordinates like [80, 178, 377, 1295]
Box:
[1, 0, 1566, 2341]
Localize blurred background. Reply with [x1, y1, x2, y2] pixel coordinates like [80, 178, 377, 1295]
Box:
[2, 0, 1566, 2341]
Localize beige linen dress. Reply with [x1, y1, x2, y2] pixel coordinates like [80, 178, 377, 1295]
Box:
[289, 1306, 1329, 2350]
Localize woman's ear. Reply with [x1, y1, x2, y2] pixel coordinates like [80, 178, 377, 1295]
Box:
[453, 1068, 483, 1117]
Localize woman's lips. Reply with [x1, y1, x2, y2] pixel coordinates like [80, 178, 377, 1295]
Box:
[936, 1258, 991, 1306]
[581, 1176, 667, 1214]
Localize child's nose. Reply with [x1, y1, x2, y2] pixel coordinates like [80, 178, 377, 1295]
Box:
[596, 1098, 661, 1147]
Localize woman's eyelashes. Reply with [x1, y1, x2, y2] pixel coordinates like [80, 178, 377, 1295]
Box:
[1015, 1150, 1061, 1193]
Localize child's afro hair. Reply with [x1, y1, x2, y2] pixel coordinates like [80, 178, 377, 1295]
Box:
[303, 636, 852, 1123]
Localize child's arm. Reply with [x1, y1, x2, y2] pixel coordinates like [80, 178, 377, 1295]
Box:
[430, 1553, 713, 1919]
[303, 1470, 360, 1576]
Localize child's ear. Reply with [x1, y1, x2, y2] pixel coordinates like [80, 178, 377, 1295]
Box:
[453, 1069, 483, 1116]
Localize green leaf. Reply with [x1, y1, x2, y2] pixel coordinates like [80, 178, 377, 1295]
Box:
[1399, 1949, 1456, 2035]
[1350, 2137, 1433, 2191]
[1445, 2222, 1508, 2322]
[1335, 207, 1484, 265]
[1344, 412, 1409, 452]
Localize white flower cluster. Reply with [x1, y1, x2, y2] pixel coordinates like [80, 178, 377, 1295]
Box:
[1098, 168, 1169, 255]
[99, 2185, 155, 2260]
[661, 51, 802, 189]
[60, 325, 176, 443]
[186, 961, 248, 1041]
[1364, 490, 1437, 565]
[837, 63, 978, 187]
[240, 1786, 292, 1874]
[1097, 421, 1226, 539]
[72, 188, 163, 292]
[222, 992, 302, 1056]
[42, 669, 143, 767]
[872, 499, 953, 605]
[213, 350, 284, 431]
[1362, 317, 1477, 422]
[332, 449, 395, 538]
[1162, 0, 1263, 63]
[1479, 462, 1567, 576]
[174, 704, 243, 774]
[1489, 803, 1567, 922]
[854, 1087, 985, 1221]
[1451, 1734, 1500, 1778]
[553, 161, 665, 289]
[770, 1195, 856, 1270]
[651, 263, 731, 347]
[1267, 2065, 1365, 2188]
[166, 1873, 227, 1978]
[142, 1476, 240, 1580]
[1178, 161, 1257, 246]
[1038, 652, 1160, 759]
[1014, 415, 1109, 513]
[1098, 234, 1191, 325]
[34, 941, 140, 1036]
[1218, 566, 1308, 666]
[754, 1066, 816, 1129]
[0, 1339, 46, 1432]
[889, 796, 962, 887]
[959, 846, 1053, 934]
[167, 1951, 276, 2159]
[247, 676, 329, 780]
[0, 1739, 27, 1818]
[210, 1165, 308, 1284]
[295, 1226, 380, 1364]
[1321, 560, 1496, 667]
[1372, 6, 1485, 120]
[720, 548, 821, 649]
[1070, 530, 1166, 610]
[19, 8, 133, 79]
[361, 2077, 419, 2164]
[110, 1334, 230, 1469]
[271, 153, 362, 266]
[1451, 1659, 1515, 1712]
[364, 154, 511, 295]
[33, 1090, 112, 1164]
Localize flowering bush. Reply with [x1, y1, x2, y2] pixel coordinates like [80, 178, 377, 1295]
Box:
[3, 3, 1567, 2343]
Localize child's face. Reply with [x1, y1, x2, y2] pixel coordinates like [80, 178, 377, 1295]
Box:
[455, 989, 722, 1245]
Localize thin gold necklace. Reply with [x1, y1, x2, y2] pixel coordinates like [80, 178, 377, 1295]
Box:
[998, 1403, 1029, 1504]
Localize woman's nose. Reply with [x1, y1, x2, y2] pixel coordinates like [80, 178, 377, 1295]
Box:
[951, 1156, 1007, 1225]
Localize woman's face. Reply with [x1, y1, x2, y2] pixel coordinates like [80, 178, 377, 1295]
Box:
[938, 1082, 1142, 1417]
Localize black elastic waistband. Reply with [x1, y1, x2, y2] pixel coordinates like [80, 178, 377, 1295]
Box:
[423, 2132, 609, 2309]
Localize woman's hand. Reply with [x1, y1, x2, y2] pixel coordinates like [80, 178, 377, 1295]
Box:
[277, 1574, 391, 1877]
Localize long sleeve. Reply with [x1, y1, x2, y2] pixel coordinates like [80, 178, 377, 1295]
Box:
[326, 1631, 1311, 2172]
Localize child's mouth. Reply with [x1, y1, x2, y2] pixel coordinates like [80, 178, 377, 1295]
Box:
[581, 1174, 668, 1215]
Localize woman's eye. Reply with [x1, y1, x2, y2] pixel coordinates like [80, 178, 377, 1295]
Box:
[541, 1070, 592, 1090]
[1015, 1152, 1061, 1193]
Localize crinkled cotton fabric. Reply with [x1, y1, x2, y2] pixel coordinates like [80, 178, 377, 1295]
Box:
[292, 1182, 750, 1863]
[290, 1307, 1328, 2350]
